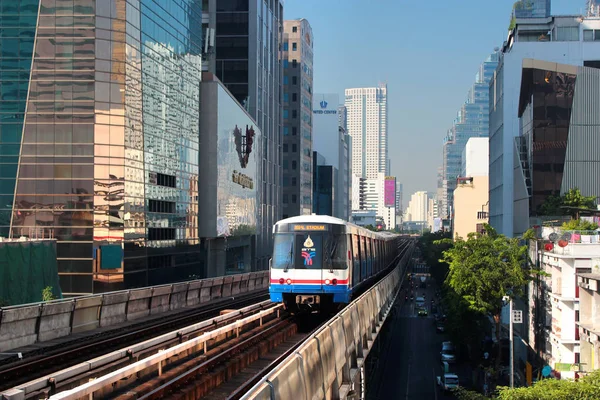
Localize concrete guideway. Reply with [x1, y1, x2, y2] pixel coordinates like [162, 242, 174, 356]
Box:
[46, 304, 285, 400]
[241, 242, 415, 400]
[0, 300, 277, 400]
[0, 271, 269, 354]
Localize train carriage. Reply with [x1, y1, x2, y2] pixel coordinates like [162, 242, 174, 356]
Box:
[269, 215, 403, 312]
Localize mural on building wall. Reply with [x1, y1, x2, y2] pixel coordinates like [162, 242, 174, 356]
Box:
[217, 86, 261, 237]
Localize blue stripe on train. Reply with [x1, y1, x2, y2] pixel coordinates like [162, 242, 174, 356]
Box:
[269, 284, 352, 304]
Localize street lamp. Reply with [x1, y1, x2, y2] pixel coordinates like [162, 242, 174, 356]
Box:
[503, 294, 520, 389]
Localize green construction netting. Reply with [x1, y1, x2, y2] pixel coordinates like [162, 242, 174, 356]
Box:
[0, 241, 62, 306]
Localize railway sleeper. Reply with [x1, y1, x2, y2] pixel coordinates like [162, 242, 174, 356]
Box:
[170, 323, 298, 399]
[105, 317, 291, 400]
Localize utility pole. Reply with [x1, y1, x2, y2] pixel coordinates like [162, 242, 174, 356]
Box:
[509, 297, 514, 389]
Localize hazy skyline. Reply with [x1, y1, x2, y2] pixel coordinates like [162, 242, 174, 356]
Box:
[284, 0, 577, 199]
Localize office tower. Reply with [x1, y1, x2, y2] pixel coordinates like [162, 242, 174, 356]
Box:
[344, 85, 388, 179]
[489, 16, 600, 236]
[312, 94, 350, 221]
[404, 191, 429, 223]
[281, 19, 313, 217]
[589, 0, 600, 16]
[0, 0, 203, 294]
[441, 50, 498, 220]
[338, 105, 347, 132]
[204, 0, 283, 269]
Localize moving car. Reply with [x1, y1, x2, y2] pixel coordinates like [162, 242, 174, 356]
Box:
[418, 307, 428, 316]
[437, 373, 459, 391]
[436, 321, 445, 333]
[441, 341, 456, 363]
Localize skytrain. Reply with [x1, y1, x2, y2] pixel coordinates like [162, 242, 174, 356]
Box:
[268, 215, 407, 312]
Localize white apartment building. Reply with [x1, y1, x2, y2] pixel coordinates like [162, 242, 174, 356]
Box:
[344, 85, 388, 179]
[530, 226, 600, 379]
[404, 191, 429, 223]
[489, 15, 600, 236]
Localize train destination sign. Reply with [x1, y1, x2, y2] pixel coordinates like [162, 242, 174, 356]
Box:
[292, 224, 327, 231]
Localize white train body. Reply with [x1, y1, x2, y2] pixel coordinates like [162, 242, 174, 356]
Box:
[269, 215, 403, 311]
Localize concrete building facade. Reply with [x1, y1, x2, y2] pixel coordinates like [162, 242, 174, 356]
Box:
[204, 0, 284, 270]
[344, 85, 388, 179]
[489, 15, 600, 237]
[282, 19, 313, 218]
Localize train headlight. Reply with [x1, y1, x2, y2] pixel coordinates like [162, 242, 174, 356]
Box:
[332, 278, 337, 285]
[279, 278, 284, 284]
[325, 279, 331, 285]
[286, 278, 292, 285]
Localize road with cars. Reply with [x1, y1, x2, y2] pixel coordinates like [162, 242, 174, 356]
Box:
[367, 265, 457, 400]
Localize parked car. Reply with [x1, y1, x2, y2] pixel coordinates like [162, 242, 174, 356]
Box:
[441, 341, 456, 363]
[436, 321, 445, 333]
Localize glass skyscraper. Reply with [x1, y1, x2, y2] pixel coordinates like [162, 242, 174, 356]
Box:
[441, 51, 499, 219]
[0, 0, 203, 295]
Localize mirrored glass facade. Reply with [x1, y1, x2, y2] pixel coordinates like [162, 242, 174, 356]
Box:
[1, 0, 202, 295]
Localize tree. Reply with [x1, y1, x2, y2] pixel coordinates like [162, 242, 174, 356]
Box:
[537, 188, 596, 217]
[562, 219, 598, 231]
[439, 224, 539, 367]
[497, 369, 600, 399]
[418, 230, 452, 284]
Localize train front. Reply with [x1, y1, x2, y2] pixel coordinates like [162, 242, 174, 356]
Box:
[269, 221, 350, 312]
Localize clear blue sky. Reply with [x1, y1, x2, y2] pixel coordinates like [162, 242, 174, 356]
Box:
[284, 0, 579, 200]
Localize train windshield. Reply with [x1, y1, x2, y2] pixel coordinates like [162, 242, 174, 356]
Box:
[272, 232, 347, 270]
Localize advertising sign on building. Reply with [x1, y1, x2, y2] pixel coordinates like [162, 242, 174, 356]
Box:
[384, 176, 396, 207]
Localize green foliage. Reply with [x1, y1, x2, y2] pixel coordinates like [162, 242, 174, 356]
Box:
[364, 224, 378, 232]
[455, 386, 490, 400]
[418, 230, 452, 284]
[561, 219, 599, 231]
[497, 369, 600, 399]
[42, 286, 56, 302]
[537, 188, 596, 217]
[440, 224, 539, 366]
[508, 16, 516, 31]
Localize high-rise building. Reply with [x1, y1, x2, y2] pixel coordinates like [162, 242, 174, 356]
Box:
[441, 51, 498, 220]
[395, 183, 403, 228]
[511, 0, 551, 19]
[489, 15, 600, 236]
[404, 191, 429, 223]
[338, 105, 347, 132]
[0, 0, 203, 295]
[204, 0, 284, 269]
[344, 85, 388, 179]
[281, 19, 313, 217]
[312, 94, 350, 220]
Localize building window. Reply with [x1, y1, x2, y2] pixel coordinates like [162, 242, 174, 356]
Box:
[283, 160, 288, 169]
[292, 161, 297, 169]
[283, 143, 288, 152]
[292, 127, 297, 135]
[283, 92, 289, 102]
[292, 177, 297, 186]
[284, 76, 289, 84]
[292, 110, 297, 118]
[292, 194, 297, 203]
[292, 59, 297, 67]
[292, 144, 297, 152]
[283, 109, 289, 118]
[283, 194, 288, 203]
[292, 42, 297, 51]
[283, 126, 289, 135]
[555, 26, 579, 41]
[283, 42, 288, 51]
[283, 59, 289, 68]
[292, 93, 297, 102]
[292, 26, 297, 33]
[292, 76, 297, 85]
